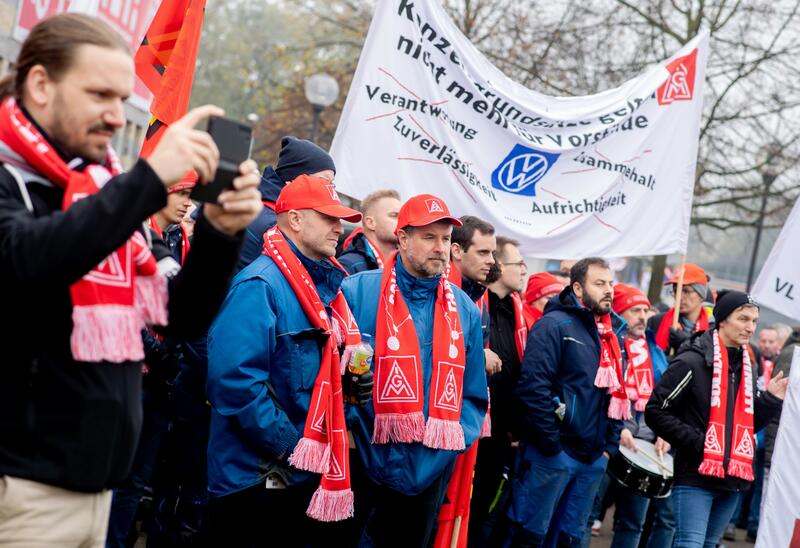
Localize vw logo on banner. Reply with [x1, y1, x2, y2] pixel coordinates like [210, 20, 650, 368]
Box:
[491, 144, 560, 197]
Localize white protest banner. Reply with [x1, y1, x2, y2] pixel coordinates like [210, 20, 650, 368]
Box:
[752, 196, 800, 322]
[331, 0, 709, 258]
[756, 347, 800, 548]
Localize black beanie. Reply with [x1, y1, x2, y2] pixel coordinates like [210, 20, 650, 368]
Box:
[274, 136, 336, 183]
[713, 290, 758, 324]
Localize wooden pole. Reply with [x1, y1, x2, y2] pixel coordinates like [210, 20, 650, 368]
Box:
[450, 516, 462, 548]
[672, 255, 687, 330]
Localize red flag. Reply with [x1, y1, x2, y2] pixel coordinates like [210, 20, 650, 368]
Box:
[135, 0, 206, 158]
[434, 442, 479, 548]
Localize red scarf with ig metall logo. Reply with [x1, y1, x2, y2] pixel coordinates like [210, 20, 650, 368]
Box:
[594, 314, 631, 420]
[624, 337, 654, 412]
[263, 226, 358, 521]
[0, 98, 168, 363]
[699, 329, 755, 481]
[373, 251, 467, 450]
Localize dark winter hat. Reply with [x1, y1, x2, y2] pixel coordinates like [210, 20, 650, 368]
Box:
[713, 290, 758, 324]
[274, 136, 336, 183]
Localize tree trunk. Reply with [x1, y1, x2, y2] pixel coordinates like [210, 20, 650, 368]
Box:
[648, 255, 667, 304]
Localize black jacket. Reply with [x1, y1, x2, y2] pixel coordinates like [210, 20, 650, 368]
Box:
[337, 231, 381, 274]
[487, 289, 522, 438]
[515, 287, 622, 463]
[645, 329, 782, 492]
[0, 158, 241, 493]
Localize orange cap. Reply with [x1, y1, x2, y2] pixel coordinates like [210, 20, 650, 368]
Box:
[665, 263, 708, 286]
[275, 175, 362, 222]
[395, 194, 462, 234]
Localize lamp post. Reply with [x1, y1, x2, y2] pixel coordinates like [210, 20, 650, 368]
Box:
[746, 144, 781, 291]
[304, 73, 339, 143]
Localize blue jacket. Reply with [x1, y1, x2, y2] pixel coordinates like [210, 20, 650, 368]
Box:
[235, 166, 282, 273]
[337, 232, 381, 274]
[206, 235, 346, 498]
[515, 287, 623, 463]
[340, 258, 488, 495]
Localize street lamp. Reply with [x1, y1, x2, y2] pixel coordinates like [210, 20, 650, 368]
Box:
[304, 73, 339, 143]
[746, 142, 781, 291]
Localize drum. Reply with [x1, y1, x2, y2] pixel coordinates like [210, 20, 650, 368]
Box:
[607, 439, 674, 498]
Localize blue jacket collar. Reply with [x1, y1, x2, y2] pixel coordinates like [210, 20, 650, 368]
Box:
[396, 255, 440, 303]
[259, 166, 284, 203]
[284, 235, 345, 305]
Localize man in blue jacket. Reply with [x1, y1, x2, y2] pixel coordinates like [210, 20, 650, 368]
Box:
[237, 135, 336, 273]
[340, 194, 488, 547]
[205, 176, 368, 546]
[507, 257, 623, 547]
[338, 188, 400, 274]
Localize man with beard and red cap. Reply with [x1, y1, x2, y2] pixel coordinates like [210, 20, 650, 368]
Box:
[608, 284, 674, 548]
[338, 189, 401, 274]
[205, 175, 372, 546]
[648, 263, 712, 355]
[504, 258, 626, 548]
[523, 272, 564, 328]
[646, 291, 787, 548]
[340, 194, 488, 547]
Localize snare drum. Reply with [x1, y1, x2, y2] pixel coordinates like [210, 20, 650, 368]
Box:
[607, 439, 674, 498]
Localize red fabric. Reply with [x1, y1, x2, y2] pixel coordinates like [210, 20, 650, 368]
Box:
[275, 175, 361, 222]
[394, 193, 462, 234]
[623, 337, 655, 412]
[612, 283, 651, 314]
[510, 292, 528, 362]
[148, 217, 191, 264]
[761, 357, 775, 384]
[655, 307, 709, 351]
[342, 227, 385, 269]
[262, 200, 276, 211]
[262, 226, 357, 521]
[136, 0, 206, 158]
[434, 442, 478, 548]
[699, 330, 755, 481]
[524, 272, 562, 306]
[372, 251, 467, 450]
[0, 98, 167, 362]
[595, 314, 631, 420]
[522, 303, 543, 329]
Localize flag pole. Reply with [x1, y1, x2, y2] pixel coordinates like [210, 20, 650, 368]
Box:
[672, 255, 686, 330]
[450, 516, 462, 548]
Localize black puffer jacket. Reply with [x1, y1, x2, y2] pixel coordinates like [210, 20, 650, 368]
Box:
[645, 329, 783, 492]
[764, 329, 800, 467]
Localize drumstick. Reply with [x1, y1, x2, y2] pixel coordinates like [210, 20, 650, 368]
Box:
[636, 447, 671, 476]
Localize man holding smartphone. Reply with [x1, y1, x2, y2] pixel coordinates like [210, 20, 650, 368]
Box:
[0, 14, 262, 546]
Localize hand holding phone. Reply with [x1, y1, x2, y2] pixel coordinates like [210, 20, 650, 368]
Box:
[191, 116, 254, 203]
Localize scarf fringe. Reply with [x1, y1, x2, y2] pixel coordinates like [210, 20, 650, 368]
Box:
[70, 306, 145, 363]
[423, 417, 465, 450]
[288, 437, 331, 474]
[135, 273, 169, 326]
[594, 364, 621, 391]
[372, 412, 425, 444]
[698, 459, 726, 479]
[633, 398, 648, 412]
[305, 487, 354, 522]
[727, 459, 755, 481]
[607, 395, 632, 420]
[480, 412, 492, 439]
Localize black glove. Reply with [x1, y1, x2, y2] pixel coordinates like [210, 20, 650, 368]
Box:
[668, 327, 688, 351]
[343, 370, 374, 406]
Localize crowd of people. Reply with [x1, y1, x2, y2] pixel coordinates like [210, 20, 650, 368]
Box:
[0, 14, 797, 548]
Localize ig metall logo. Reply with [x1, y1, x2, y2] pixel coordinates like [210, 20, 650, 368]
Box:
[491, 144, 560, 197]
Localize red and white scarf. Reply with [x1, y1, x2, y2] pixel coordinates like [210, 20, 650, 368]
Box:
[761, 357, 775, 385]
[148, 217, 191, 264]
[699, 329, 755, 481]
[373, 252, 466, 450]
[0, 98, 167, 362]
[447, 264, 492, 439]
[509, 292, 528, 362]
[342, 227, 385, 268]
[594, 314, 631, 420]
[624, 337, 654, 412]
[655, 306, 710, 351]
[263, 226, 357, 521]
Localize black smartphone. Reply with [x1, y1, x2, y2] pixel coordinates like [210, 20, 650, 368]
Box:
[190, 116, 253, 203]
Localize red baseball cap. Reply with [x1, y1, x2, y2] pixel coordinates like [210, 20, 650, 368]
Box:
[169, 172, 197, 193]
[524, 272, 563, 305]
[276, 175, 362, 222]
[612, 283, 651, 314]
[665, 263, 708, 286]
[394, 194, 462, 234]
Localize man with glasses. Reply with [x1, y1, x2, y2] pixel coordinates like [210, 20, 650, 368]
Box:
[469, 236, 530, 545]
[648, 263, 712, 355]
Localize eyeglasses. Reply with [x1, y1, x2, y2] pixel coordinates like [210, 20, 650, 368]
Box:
[502, 261, 527, 268]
